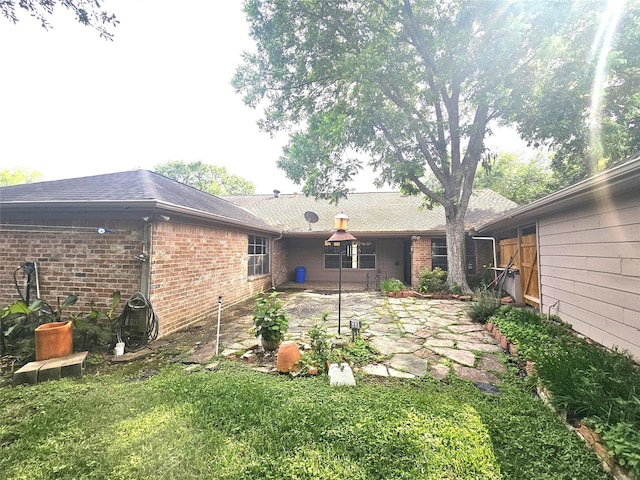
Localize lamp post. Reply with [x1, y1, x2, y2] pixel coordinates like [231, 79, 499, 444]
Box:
[326, 213, 357, 336]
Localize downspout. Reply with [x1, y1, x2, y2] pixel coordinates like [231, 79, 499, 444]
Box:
[472, 236, 497, 281]
[271, 231, 284, 290]
[140, 219, 153, 297]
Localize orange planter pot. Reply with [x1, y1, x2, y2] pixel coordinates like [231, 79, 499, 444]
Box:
[35, 321, 73, 361]
[276, 341, 302, 373]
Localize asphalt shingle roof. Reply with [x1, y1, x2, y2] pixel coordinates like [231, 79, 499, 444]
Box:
[0, 170, 274, 231]
[225, 190, 518, 234]
[1, 171, 518, 234]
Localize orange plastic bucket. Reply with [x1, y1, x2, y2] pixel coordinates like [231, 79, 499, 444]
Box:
[35, 321, 73, 361]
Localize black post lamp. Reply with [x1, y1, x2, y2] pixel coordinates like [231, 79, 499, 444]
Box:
[326, 213, 357, 336]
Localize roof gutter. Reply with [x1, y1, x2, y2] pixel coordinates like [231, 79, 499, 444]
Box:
[477, 156, 640, 233]
[0, 199, 279, 235]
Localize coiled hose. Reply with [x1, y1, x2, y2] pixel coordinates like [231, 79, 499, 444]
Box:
[115, 292, 159, 352]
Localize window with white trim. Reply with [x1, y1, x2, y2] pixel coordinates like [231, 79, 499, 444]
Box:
[248, 235, 269, 276]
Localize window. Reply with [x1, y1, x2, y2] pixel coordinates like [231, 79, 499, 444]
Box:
[324, 241, 376, 269]
[248, 235, 269, 276]
[431, 237, 476, 273]
[431, 238, 448, 270]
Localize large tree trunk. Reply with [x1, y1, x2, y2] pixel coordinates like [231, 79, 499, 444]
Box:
[444, 207, 471, 294]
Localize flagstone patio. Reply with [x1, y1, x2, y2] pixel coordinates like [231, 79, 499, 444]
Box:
[210, 290, 508, 384]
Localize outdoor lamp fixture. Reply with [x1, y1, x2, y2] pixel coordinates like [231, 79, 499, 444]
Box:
[326, 213, 357, 336]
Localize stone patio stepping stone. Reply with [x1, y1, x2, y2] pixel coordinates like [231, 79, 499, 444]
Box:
[377, 315, 397, 324]
[436, 332, 476, 342]
[370, 337, 421, 355]
[367, 323, 400, 334]
[448, 324, 485, 333]
[424, 338, 455, 348]
[453, 364, 500, 384]
[182, 343, 219, 364]
[414, 328, 437, 338]
[239, 339, 260, 349]
[413, 348, 440, 360]
[430, 347, 476, 367]
[361, 364, 389, 377]
[388, 354, 428, 377]
[457, 341, 503, 353]
[400, 323, 424, 334]
[424, 317, 458, 327]
[387, 367, 415, 378]
[477, 354, 508, 374]
[430, 363, 450, 380]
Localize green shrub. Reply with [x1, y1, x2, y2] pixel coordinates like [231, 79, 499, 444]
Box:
[305, 322, 331, 371]
[467, 288, 501, 323]
[253, 291, 289, 344]
[490, 306, 640, 474]
[379, 278, 406, 294]
[1, 293, 116, 362]
[417, 267, 448, 293]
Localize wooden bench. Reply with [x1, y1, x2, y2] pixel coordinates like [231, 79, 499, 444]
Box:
[13, 352, 88, 385]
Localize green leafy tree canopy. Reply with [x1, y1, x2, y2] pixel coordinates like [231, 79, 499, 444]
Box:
[155, 161, 255, 196]
[234, 0, 589, 292]
[474, 153, 554, 205]
[0, 168, 43, 187]
[1, 0, 118, 39]
[513, 0, 640, 185]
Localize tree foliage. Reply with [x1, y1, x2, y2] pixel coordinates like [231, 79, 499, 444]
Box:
[234, 0, 586, 292]
[474, 153, 553, 205]
[1, 0, 118, 39]
[0, 168, 43, 187]
[155, 161, 255, 196]
[513, 0, 640, 186]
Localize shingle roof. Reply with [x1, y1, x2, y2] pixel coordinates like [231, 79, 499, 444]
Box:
[0, 170, 275, 231]
[225, 190, 518, 234]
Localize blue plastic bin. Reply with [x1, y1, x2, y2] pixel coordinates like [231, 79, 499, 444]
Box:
[295, 266, 306, 283]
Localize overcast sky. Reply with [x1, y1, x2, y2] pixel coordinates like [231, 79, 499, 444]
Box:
[0, 1, 529, 194]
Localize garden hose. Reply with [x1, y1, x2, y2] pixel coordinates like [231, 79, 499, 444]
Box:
[115, 292, 159, 352]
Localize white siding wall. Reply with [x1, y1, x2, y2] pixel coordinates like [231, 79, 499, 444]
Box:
[539, 190, 640, 360]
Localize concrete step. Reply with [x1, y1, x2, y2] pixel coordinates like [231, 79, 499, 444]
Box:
[13, 352, 88, 385]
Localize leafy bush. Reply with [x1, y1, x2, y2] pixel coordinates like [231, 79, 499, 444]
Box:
[467, 288, 501, 323]
[379, 278, 406, 294]
[71, 292, 121, 351]
[417, 267, 448, 293]
[253, 291, 289, 344]
[305, 321, 331, 371]
[1, 293, 116, 363]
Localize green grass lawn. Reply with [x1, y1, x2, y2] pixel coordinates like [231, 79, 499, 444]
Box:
[0, 362, 609, 480]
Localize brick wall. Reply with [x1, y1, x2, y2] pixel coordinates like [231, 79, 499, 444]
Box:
[271, 236, 288, 287]
[149, 221, 273, 336]
[411, 237, 432, 287]
[0, 220, 144, 312]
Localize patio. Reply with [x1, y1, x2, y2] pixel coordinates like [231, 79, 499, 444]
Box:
[188, 288, 507, 384]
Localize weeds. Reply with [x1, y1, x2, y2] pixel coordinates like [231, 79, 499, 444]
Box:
[467, 288, 501, 323]
[490, 305, 640, 476]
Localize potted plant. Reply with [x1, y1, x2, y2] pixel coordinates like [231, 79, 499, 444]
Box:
[253, 291, 289, 351]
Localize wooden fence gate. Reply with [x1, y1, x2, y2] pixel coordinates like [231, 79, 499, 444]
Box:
[498, 231, 539, 308]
